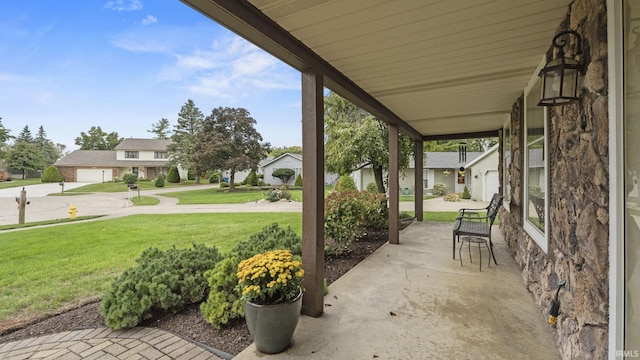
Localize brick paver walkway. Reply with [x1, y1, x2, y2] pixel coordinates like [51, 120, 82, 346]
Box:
[0, 327, 224, 360]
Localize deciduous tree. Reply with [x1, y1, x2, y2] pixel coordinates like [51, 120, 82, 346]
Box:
[270, 146, 302, 158]
[193, 107, 270, 191]
[324, 91, 413, 193]
[75, 126, 123, 150]
[6, 141, 44, 179]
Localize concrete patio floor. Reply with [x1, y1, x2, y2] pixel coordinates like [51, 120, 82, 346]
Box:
[235, 221, 561, 360]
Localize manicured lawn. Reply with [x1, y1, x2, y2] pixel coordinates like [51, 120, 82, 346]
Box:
[399, 195, 438, 202]
[65, 180, 206, 193]
[131, 196, 161, 206]
[162, 189, 306, 204]
[0, 213, 301, 325]
[0, 179, 42, 189]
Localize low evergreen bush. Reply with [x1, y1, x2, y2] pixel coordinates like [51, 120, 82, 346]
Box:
[200, 223, 301, 328]
[167, 167, 180, 183]
[461, 185, 471, 199]
[208, 170, 222, 183]
[155, 174, 166, 188]
[366, 182, 378, 193]
[294, 174, 302, 187]
[41, 166, 64, 183]
[100, 243, 222, 330]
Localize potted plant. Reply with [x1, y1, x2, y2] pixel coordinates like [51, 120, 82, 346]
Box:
[237, 249, 304, 354]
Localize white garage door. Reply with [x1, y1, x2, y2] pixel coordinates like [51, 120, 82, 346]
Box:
[77, 168, 112, 182]
[484, 170, 499, 201]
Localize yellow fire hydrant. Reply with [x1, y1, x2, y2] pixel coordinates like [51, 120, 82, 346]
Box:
[68, 204, 77, 219]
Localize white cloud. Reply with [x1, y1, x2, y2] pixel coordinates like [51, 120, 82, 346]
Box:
[141, 15, 157, 26]
[104, 0, 142, 12]
[163, 36, 298, 100]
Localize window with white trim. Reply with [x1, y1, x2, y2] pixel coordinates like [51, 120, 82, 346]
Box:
[523, 60, 549, 252]
[125, 151, 139, 159]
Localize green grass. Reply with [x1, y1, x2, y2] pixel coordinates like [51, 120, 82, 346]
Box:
[0, 216, 104, 231]
[65, 180, 206, 193]
[399, 195, 438, 202]
[0, 213, 302, 325]
[131, 196, 161, 206]
[162, 188, 304, 204]
[0, 179, 42, 189]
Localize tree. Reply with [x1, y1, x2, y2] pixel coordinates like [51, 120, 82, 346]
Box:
[324, 91, 413, 193]
[0, 117, 12, 163]
[75, 126, 123, 150]
[34, 126, 63, 168]
[192, 107, 270, 191]
[148, 118, 171, 139]
[167, 100, 204, 183]
[272, 168, 295, 185]
[6, 141, 44, 179]
[16, 126, 33, 143]
[270, 146, 302, 158]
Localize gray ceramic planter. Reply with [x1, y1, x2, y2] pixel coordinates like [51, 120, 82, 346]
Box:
[244, 290, 302, 354]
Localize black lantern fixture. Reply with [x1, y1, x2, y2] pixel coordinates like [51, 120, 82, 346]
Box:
[537, 30, 585, 107]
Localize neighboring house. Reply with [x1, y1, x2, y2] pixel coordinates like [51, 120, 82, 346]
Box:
[464, 144, 500, 201]
[55, 138, 172, 182]
[352, 152, 487, 194]
[222, 152, 338, 186]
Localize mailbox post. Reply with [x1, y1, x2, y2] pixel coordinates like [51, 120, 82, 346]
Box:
[17, 187, 28, 224]
[59, 181, 65, 194]
[128, 184, 140, 202]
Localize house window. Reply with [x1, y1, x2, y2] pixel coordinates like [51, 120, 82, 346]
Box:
[125, 151, 139, 159]
[154, 151, 167, 159]
[503, 119, 512, 210]
[523, 59, 548, 252]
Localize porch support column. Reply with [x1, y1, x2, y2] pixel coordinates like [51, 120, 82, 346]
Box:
[301, 69, 324, 317]
[389, 124, 400, 244]
[414, 141, 424, 221]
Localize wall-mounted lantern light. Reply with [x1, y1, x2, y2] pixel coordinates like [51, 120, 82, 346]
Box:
[537, 30, 585, 107]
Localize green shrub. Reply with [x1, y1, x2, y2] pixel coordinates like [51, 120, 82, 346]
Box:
[294, 174, 302, 187]
[433, 183, 447, 196]
[187, 169, 196, 180]
[461, 185, 471, 199]
[220, 181, 229, 188]
[100, 244, 222, 330]
[155, 174, 166, 188]
[265, 187, 291, 202]
[167, 167, 180, 183]
[324, 190, 364, 255]
[200, 223, 301, 328]
[272, 168, 295, 184]
[258, 180, 267, 186]
[365, 182, 378, 193]
[208, 170, 222, 183]
[336, 175, 357, 192]
[122, 173, 137, 185]
[358, 191, 388, 229]
[243, 170, 258, 186]
[41, 166, 64, 183]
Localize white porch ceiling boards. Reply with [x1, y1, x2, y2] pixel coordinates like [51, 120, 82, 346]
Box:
[183, 0, 572, 139]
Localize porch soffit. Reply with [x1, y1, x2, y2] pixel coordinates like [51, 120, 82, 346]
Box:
[182, 0, 571, 139]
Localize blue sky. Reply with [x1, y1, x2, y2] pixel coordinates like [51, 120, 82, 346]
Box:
[0, 0, 302, 152]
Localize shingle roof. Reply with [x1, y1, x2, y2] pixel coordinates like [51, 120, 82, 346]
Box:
[114, 138, 172, 151]
[55, 150, 118, 166]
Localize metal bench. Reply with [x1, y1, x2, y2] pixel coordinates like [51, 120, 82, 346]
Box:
[452, 193, 503, 265]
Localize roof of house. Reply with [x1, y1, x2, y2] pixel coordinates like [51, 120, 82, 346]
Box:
[464, 144, 499, 168]
[114, 138, 172, 151]
[55, 150, 169, 167]
[261, 153, 302, 168]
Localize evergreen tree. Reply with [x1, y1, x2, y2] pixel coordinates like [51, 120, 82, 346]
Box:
[0, 117, 12, 162]
[34, 126, 63, 168]
[167, 100, 204, 183]
[17, 125, 33, 143]
[148, 118, 171, 139]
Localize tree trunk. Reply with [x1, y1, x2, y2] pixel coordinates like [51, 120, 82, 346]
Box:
[373, 165, 385, 194]
[229, 171, 235, 191]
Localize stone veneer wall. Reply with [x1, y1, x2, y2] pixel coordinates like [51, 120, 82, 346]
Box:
[498, 1, 608, 359]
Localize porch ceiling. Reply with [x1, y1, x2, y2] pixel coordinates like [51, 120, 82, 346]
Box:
[182, 0, 572, 140]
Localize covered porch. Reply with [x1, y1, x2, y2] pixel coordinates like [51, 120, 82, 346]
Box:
[235, 222, 560, 359]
